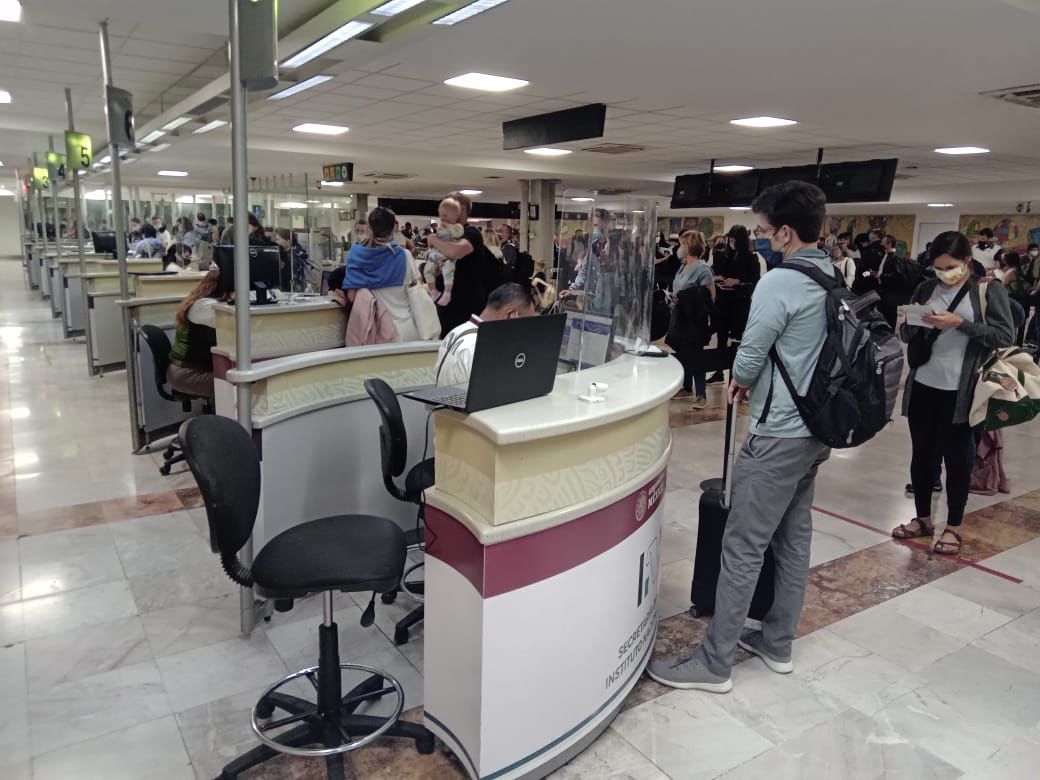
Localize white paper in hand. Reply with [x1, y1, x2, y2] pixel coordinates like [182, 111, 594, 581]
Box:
[899, 304, 935, 328]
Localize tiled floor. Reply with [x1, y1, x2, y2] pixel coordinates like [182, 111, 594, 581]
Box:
[5, 253, 1040, 779]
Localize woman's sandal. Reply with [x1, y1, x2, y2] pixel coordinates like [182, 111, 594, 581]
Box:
[892, 518, 934, 540]
[933, 530, 962, 556]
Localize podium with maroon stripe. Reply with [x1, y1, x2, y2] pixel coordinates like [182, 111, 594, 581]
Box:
[422, 355, 682, 779]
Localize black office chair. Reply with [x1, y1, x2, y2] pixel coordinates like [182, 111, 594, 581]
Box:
[364, 379, 435, 646]
[180, 415, 435, 780]
[139, 324, 212, 475]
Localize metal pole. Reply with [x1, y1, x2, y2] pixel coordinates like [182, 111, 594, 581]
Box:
[48, 137, 63, 289]
[230, 0, 255, 634]
[65, 90, 88, 279]
[33, 152, 50, 259]
[99, 20, 139, 447]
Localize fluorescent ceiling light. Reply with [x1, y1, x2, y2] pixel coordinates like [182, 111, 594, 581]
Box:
[175, 195, 195, 204]
[281, 20, 372, 69]
[84, 189, 107, 201]
[0, 1, 21, 23]
[277, 201, 307, 209]
[293, 122, 349, 135]
[320, 180, 344, 187]
[267, 74, 333, 101]
[158, 170, 188, 177]
[715, 164, 755, 172]
[0, 188, 11, 197]
[730, 116, 797, 128]
[149, 143, 171, 153]
[444, 72, 528, 92]
[459, 189, 483, 195]
[570, 197, 594, 202]
[161, 116, 192, 132]
[935, 146, 989, 155]
[372, 0, 427, 16]
[434, 0, 508, 26]
[928, 203, 955, 207]
[524, 147, 572, 157]
[139, 130, 166, 145]
[729, 207, 749, 211]
[306, 200, 320, 204]
[193, 119, 227, 135]
[0, 89, 10, 104]
[0, 161, 4, 166]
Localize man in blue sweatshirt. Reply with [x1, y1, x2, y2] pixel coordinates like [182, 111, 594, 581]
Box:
[649, 181, 833, 692]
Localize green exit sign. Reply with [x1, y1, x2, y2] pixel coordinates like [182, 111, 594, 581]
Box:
[322, 162, 353, 183]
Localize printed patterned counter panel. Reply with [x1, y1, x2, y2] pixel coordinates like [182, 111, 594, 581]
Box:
[212, 298, 347, 363]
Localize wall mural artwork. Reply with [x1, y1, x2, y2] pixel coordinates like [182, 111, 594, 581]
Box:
[819, 214, 918, 257]
[959, 215, 1040, 253]
[656, 216, 726, 239]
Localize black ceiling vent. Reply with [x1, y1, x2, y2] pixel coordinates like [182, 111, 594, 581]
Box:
[981, 83, 1040, 108]
[582, 143, 646, 155]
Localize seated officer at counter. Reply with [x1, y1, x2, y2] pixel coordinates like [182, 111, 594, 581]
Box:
[435, 282, 537, 386]
[168, 269, 225, 399]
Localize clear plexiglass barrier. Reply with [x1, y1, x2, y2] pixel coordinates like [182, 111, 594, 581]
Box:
[555, 193, 657, 380]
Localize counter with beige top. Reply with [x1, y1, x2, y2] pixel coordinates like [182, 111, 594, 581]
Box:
[422, 353, 681, 780]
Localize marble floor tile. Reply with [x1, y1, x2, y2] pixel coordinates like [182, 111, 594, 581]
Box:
[710, 658, 845, 744]
[548, 727, 670, 779]
[885, 583, 1016, 642]
[827, 600, 967, 672]
[612, 689, 774, 780]
[364, 591, 426, 673]
[970, 607, 1040, 676]
[722, 707, 962, 780]
[32, 715, 193, 780]
[794, 639, 923, 716]
[0, 643, 28, 775]
[17, 523, 124, 599]
[660, 523, 697, 566]
[176, 686, 269, 780]
[979, 537, 1040, 588]
[25, 615, 152, 692]
[140, 593, 243, 658]
[347, 643, 425, 717]
[264, 604, 393, 674]
[873, 685, 1019, 775]
[657, 558, 693, 612]
[808, 511, 887, 568]
[933, 566, 1040, 618]
[15, 579, 138, 643]
[128, 558, 238, 614]
[156, 632, 288, 713]
[28, 659, 173, 756]
[0, 537, 20, 603]
[961, 728, 1040, 780]
[110, 510, 213, 579]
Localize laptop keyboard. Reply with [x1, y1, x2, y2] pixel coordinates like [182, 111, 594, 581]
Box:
[438, 390, 469, 408]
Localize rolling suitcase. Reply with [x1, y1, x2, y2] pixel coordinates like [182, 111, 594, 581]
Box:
[689, 401, 775, 620]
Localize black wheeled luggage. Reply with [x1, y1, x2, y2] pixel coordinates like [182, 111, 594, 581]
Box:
[690, 401, 775, 620]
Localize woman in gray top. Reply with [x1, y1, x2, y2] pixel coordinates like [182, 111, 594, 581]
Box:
[892, 232, 1015, 555]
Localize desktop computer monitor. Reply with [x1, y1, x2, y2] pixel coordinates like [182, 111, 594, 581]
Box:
[91, 231, 117, 257]
[212, 244, 283, 304]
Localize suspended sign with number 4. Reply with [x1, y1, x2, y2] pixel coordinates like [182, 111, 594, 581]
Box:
[46, 152, 67, 185]
[65, 131, 93, 172]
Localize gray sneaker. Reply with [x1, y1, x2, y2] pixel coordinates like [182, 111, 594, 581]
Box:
[737, 629, 793, 674]
[646, 652, 733, 693]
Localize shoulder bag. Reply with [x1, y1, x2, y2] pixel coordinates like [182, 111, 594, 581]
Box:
[404, 254, 442, 341]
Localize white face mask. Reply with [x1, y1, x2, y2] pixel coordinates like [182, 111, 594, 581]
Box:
[677, 247, 688, 260]
[1031, 250, 1039, 259]
[936, 265, 967, 284]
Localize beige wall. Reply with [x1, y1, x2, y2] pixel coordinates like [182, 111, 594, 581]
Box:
[0, 197, 21, 257]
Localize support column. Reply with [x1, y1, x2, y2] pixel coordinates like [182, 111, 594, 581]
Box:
[47, 137, 62, 272]
[356, 193, 369, 219]
[527, 179, 556, 268]
[33, 152, 49, 256]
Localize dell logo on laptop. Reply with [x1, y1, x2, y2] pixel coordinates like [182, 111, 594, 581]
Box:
[514, 353, 527, 369]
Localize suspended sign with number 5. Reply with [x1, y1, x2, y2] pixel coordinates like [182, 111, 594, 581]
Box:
[65, 131, 92, 172]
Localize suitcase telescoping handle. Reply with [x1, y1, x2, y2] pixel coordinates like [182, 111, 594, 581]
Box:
[722, 400, 740, 509]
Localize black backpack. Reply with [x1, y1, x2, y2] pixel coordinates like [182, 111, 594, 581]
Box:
[759, 261, 904, 449]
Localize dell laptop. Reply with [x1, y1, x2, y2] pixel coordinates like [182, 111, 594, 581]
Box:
[406, 314, 567, 413]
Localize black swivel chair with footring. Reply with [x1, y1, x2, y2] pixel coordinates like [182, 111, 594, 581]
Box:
[179, 415, 435, 779]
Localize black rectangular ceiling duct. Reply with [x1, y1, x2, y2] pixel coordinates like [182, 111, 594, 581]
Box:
[671, 159, 899, 208]
[378, 198, 521, 220]
[502, 103, 607, 151]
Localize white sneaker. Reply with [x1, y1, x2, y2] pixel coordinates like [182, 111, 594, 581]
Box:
[738, 629, 793, 674]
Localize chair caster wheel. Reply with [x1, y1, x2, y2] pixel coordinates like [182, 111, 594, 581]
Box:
[159, 464, 171, 476]
[394, 627, 409, 645]
[256, 698, 276, 722]
[381, 591, 397, 604]
[416, 734, 436, 755]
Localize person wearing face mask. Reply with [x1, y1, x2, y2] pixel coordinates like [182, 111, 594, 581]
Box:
[707, 226, 761, 384]
[972, 227, 1001, 271]
[829, 242, 857, 288]
[650, 181, 834, 694]
[753, 226, 783, 271]
[667, 230, 716, 408]
[892, 231, 1015, 556]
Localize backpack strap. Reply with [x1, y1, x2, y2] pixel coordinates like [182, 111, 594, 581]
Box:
[776, 259, 843, 291]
